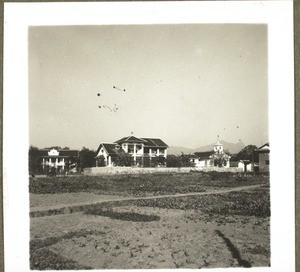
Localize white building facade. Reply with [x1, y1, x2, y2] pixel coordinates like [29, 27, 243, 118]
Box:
[96, 136, 168, 167]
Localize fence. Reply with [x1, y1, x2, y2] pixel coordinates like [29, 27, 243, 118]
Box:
[83, 166, 244, 176]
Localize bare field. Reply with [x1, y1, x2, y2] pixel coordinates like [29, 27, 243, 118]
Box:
[30, 172, 270, 269]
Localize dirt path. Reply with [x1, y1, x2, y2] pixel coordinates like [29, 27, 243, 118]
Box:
[30, 184, 263, 216]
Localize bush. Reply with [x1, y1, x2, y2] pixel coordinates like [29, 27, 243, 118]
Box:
[114, 150, 134, 166]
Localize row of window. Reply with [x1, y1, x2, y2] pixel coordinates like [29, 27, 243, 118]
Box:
[43, 158, 68, 163]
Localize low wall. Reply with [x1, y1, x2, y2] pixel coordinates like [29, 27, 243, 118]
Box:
[83, 166, 244, 176]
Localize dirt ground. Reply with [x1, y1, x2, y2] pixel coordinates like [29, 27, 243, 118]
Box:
[30, 203, 270, 269]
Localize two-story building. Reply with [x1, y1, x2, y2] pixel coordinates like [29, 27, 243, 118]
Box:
[40, 148, 79, 172]
[254, 142, 270, 172]
[95, 135, 168, 167]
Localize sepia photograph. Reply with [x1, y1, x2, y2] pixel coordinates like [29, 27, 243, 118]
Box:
[3, 1, 295, 272]
[28, 23, 270, 270]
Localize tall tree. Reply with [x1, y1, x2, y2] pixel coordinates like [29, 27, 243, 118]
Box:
[180, 153, 195, 167]
[232, 145, 258, 161]
[210, 152, 230, 167]
[166, 155, 181, 167]
[79, 147, 96, 169]
[28, 146, 42, 175]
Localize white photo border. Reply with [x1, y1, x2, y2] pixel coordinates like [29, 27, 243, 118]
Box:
[3, 1, 295, 272]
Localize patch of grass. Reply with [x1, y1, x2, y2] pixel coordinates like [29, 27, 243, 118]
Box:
[85, 208, 160, 222]
[29, 172, 269, 196]
[131, 188, 270, 217]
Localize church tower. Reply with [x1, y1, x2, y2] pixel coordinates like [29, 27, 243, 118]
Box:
[213, 137, 224, 153]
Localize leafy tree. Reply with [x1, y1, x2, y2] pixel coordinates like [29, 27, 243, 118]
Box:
[166, 155, 181, 167]
[157, 155, 166, 166]
[166, 154, 195, 167]
[180, 153, 195, 167]
[115, 149, 134, 166]
[232, 145, 258, 162]
[210, 151, 230, 167]
[97, 155, 106, 167]
[28, 146, 42, 175]
[79, 147, 96, 169]
[150, 155, 166, 167]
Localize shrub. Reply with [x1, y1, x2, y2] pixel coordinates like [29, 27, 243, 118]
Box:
[114, 150, 134, 166]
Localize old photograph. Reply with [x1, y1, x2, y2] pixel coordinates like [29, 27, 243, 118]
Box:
[28, 23, 270, 269]
[3, 2, 295, 272]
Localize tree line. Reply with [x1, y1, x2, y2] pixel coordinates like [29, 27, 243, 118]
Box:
[28, 146, 97, 175]
[29, 144, 259, 175]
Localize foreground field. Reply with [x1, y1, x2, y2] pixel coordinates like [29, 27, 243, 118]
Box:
[30, 171, 268, 196]
[30, 172, 270, 269]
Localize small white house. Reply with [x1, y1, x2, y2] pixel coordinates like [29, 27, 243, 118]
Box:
[237, 160, 253, 172]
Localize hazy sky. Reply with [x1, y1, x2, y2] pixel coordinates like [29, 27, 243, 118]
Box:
[29, 24, 268, 150]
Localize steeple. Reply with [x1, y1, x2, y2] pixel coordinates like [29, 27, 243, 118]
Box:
[214, 135, 224, 153]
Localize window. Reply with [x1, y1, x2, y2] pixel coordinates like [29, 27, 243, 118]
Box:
[265, 160, 269, 165]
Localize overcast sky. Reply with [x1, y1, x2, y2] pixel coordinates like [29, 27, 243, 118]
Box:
[29, 24, 268, 150]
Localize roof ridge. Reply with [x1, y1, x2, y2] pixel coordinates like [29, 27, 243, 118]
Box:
[141, 137, 161, 139]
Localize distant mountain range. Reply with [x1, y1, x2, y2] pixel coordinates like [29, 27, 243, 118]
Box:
[168, 140, 245, 156]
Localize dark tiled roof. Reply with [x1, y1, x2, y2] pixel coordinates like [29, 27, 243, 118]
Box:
[189, 154, 200, 159]
[101, 143, 120, 157]
[194, 151, 214, 158]
[115, 136, 146, 144]
[141, 138, 168, 148]
[60, 150, 79, 157]
[181, 154, 199, 159]
[114, 136, 168, 148]
[255, 142, 270, 153]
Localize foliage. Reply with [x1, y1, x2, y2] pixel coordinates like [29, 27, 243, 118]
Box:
[79, 147, 96, 169]
[29, 146, 43, 175]
[166, 155, 182, 167]
[166, 154, 195, 167]
[180, 153, 196, 167]
[150, 155, 166, 167]
[210, 151, 230, 167]
[231, 145, 258, 162]
[97, 155, 106, 167]
[114, 149, 134, 167]
[48, 166, 57, 177]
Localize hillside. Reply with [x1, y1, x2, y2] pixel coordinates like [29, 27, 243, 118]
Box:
[168, 140, 245, 156]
